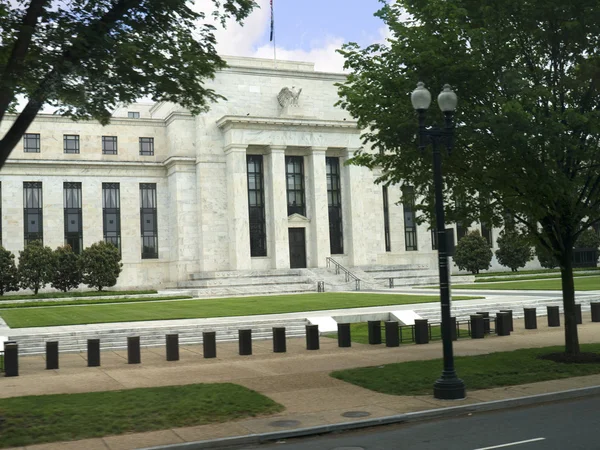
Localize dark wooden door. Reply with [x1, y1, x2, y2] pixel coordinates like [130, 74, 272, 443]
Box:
[288, 228, 307, 268]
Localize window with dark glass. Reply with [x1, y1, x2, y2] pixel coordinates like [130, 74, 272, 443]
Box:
[456, 222, 468, 242]
[431, 228, 438, 250]
[247, 155, 267, 257]
[139, 137, 154, 156]
[24, 182, 43, 245]
[402, 185, 417, 251]
[326, 157, 343, 254]
[64, 182, 83, 254]
[286, 156, 305, 216]
[383, 186, 391, 252]
[140, 183, 158, 259]
[128, 111, 140, 119]
[24, 133, 40, 153]
[102, 136, 118, 155]
[63, 135, 80, 154]
[481, 222, 493, 247]
[102, 183, 121, 251]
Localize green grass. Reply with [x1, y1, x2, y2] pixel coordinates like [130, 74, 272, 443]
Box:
[0, 295, 192, 309]
[0, 289, 157, 300]
[453, 275, 600, 291]
[331, 344, 600, 396]
[473, 267, 600, 278]
[0, 293, 481, 328]
[0, 383, 283, 448]
[475, 272, 599, 283]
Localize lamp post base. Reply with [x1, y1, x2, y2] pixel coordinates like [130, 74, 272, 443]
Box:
[433, 376, 466, 400]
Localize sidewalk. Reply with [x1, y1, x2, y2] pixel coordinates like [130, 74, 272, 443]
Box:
[3, 316, 600, 450]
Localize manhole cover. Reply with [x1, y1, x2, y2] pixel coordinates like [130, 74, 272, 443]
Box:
[269, 420, 301, 427]
[341, 411, 371, 418]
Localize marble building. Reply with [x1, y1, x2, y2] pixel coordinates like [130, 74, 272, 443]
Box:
[0, 56, 511, 290]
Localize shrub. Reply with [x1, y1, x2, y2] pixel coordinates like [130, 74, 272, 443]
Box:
[453, 230, 493, 274]
[495, 230, 533, 272]
[0, 246, 19, 295]
[535, 242, 560, 269]
[51, 245, 82, 292]
[575, 229, 600, 250]
[79, 241, 123, 291]
[18, 240, 55, 294]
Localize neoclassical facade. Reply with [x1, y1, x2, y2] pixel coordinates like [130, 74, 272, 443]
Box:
[0, 56, 513, 289]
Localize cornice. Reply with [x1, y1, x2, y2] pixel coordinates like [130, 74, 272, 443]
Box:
[222, 65, 347, 82]
[216, 115, 360, 132]
[2, 158, 166, 170]
[3, 113, 165, 127]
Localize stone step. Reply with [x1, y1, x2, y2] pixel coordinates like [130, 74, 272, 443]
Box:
[178, 275, 313, 289]
[360, 264, 429, 272]
[188, 269, 305, 280]
[178, 283, 317, 298]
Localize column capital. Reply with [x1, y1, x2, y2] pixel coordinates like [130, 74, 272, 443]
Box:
[311, 146, 328, 155]
[224, 144, 248, 155]
[267, 145, 287, 154]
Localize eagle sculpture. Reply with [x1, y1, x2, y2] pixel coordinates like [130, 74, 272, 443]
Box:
[277, 86, 302, 108]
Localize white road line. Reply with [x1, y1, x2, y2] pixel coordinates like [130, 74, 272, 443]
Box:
[473, 437, 546, 450]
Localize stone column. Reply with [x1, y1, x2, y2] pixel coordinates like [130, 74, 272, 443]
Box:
[225, 144, 251, 270]
[342, 148, 369, 266]
[265, 145, 289, 269]
[307, 147, 330, 267]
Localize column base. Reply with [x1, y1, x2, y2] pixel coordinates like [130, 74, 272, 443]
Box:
[433, 376, 466, 400]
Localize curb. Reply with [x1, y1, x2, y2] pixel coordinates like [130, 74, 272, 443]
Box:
[141, 385, 600, 450]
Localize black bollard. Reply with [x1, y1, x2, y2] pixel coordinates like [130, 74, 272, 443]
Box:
[239, 329, 252, 355]
[166, 334, 179, 361]
[337, 323, 351, 348]
[385, 321, 400, 347]
[4, 342, 18, 377]
[449, 317, 458, 341]
[46, 341, 59, 370]
[499, 309, 514, 331]
[306, 324, 320, 350]
[476, 311, 491, 334]
[414, 319, 429, 344]
[367, 320, 382, 345]
[203, 331, 216, 358]
[547, 306, 560, 327]
[591, 302, 600, 322]
[575, 304, 582, 325]
[524, 308, 537, 329]
[87, 339, 101, 367]
[496, 312, 511, 336]
[127, 336, 141, 364]
[470, 314, 485, 339]
[273, 327, 287, 353]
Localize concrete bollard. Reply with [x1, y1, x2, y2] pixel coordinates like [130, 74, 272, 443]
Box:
[203, 331, 216, 358]
[273, 327, 287, 353]
[367, 320, 382, 345]
[127, 336, 141, 364]
[470, 314, 485, 339]
[575, 304, 582, 325]
[4, 342, 18, 377]
[46, 341, 59, 370]
[385, 321, 400, 347]
[239, 329, 252, 355]
[524, 308, 537, 329]
[166, 334, 179, 361]
[337, 323, 351, 348]
[414, 319, 429, 344]
[306, 324, 320, 350]
[495, 312, 511, 336]
[591, 302, 600, 322]
[547, 306, 560, 327]
[87, 339, 101, 367]
[499, 309, 514, 331]
[476, 311, 491, 334]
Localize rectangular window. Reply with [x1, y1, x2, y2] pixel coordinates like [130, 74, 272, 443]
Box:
[402, 185, 418, 251]
[139, 137, 154, 156]
[140, 183, 158, 259]
[327, 157, 343, 254]
[383, 186, 391, 252]
[128, 111, 140, 119]
[286, 156, 305, 216]
[63, 135, 80, 154]
[102, 136, 118, 155]
[456, 222, 468, 242]
[431, 228, 438, 250]
[64, 182, 83, 254]
[102, 183, 121, 252]
[23, 133, 40, 153]
[247, 155, 267, 257]
[481, 223, 493, 247]
[24, 182, 43, 245]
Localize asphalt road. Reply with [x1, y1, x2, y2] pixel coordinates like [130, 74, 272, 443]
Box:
[247, 396, 600, 450]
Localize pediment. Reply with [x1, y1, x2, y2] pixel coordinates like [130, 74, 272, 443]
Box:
[288, 213, 310, 223]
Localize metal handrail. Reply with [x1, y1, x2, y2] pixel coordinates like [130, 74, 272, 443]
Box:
[326, 257, 361, 291]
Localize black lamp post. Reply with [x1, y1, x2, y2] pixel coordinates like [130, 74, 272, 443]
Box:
[411, 82, 466, 400]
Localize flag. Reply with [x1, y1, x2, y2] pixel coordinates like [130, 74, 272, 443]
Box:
[269, 0, 274, 42]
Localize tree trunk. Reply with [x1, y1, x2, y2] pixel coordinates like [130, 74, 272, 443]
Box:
[560, 246, 580, 354]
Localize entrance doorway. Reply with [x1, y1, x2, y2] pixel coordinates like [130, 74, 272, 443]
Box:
[288, 228, 307, 268]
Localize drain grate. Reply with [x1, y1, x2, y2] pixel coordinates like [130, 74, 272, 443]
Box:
[341, 411, 371, 418]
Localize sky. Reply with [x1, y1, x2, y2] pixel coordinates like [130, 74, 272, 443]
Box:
[198, 0, 391, 73]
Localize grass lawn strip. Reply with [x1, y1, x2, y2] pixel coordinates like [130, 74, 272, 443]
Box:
[0, 293, 481, 328]
[473, 267, 600, 278]
[0, 383, 282, 449]
[0, 295, 193, 309]
[0, 289, 157, 301]
[452, 275, 600, 291]
[474, 272, 599, 283]
[331, 344, 600, 396]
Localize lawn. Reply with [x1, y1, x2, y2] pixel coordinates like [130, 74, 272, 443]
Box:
[331, 344, 600, 396]
[0, 295, 192, 309]
[0, 383, 282, 448]
[0, 293, 481, 328]
[474, 272, 599, 283]
[473, 267, 600, 278]
[452, 275, 600, 290]
[0, 289, 157, 300]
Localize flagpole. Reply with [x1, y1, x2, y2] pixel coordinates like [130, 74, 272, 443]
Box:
[270, 0, 276, 65]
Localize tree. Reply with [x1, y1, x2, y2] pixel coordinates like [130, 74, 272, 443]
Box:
[51, 245, 82, 292]
[0, 0, 256, 168]
[79, 241, 122, 291]
[18, 240, 54, 294]
[0, 246, 19, 295]
[574, 229, 600, 250]
[337, 0, 600, 355]
[453, 230, 492, 274]
[535, 243, 559, 269]
[495, 230, 533, 272]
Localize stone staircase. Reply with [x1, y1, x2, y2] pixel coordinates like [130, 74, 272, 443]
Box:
[358, 264, 474, 287]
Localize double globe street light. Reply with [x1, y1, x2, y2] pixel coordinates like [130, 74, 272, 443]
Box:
[411, 82, 466, 400]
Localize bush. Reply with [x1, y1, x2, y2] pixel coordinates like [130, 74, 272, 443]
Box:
[535, 242, 560, 269]
[18, 240, 55, 295]
[575, 229, 600, 250]
[79, 241, 123, 291]
[51, 245, 82, 292]
[453, 230, 493, 274]
[495, 230, 533, 272]
[0, 246, 19, 295]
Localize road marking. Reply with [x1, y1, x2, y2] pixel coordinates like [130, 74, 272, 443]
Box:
[473, 437, 546, 450]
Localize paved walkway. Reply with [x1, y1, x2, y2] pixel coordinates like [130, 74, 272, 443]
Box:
[2, 314, 600, 450]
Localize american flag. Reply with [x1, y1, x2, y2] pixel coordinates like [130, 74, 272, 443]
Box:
[269, 0, 274, 42]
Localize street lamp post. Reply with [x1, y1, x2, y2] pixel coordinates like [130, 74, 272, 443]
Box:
[411, 82, 466, 400]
